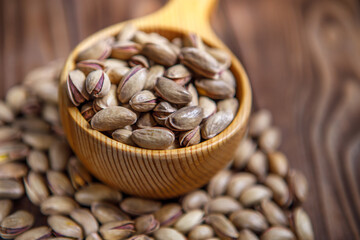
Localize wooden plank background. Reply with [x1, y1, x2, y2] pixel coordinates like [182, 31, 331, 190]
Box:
[1, 0, 360, 239]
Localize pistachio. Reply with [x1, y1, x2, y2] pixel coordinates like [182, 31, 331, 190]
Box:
[226, 172, 257, 199]
[153, 227, 186, 240]
[121, 197, 162, 216]
[104, 58, 128, 68]
[77, 38, 112, 61]
[207, 169, 232, 197]
[117, 23, 137, 41]
[239, 185, 273, 207]
[112, 129, 136, 146]
[206, 47, 231, 70]
[133, 31, 168, 45]
[135, 214, 160, 234]
[24, 171, 49, 205]
[131, 127, 175, 150]
[142, 43, 177, 67]
[70, 208, 99, 236]
[259, 127, 281, 153]
[206, 214, 238, 240]
[99, 220, 135, 240]
[144, 65, 165, 90]
[40, 196, 79, 215]
[180, 48, 221, 78]
[154, 203, 182, 227]
[0, 142, 29, 164]
[81, 102, 96, 121]
[14, 226, 52, 240]
[264, 174, 290, 207]
[111, 41, 142, 60]
[117, 65, 147, 103]
[217, 98, 239, 117]
[230, 209, 268, 232]
[152, 101, 177, 125]
[0, 101, 15, 123]
[292, 207, 314, 240]
[91, 106, 137, 131]
[174, 209, 204, 233]
[233, 138, 257, 169]
[201, 111, 233, 139]
[238, 229, 259, 240]
[136, 113, 157, 129]
[182, 190, 210, 212]
[186, 83, 199, 106]
[188, 224, 214, 240]
[205, 196, 242, 215]
[247, 151, 268, 180]
[0, 179, 24, 199]
[268, 151, 289, 177]
[129, 55, 150, 68]
[167, 106, 203, 131]
[260, 200, 288, 226]
[129, 90, 157, 112]
[76, 59, 105, 75]
[49, 140, 71, 171]
[0, 210, 34, 239]
[155, 77, 192, 104]
[260, 226, 295, 240]
[5, 86, 28, 113]
[67, 157, 92, 190]
[220, 69, 236, 88]
[22, 132, 56, 150]
[0, 162, 28, 179]
[0, 199, 13, 223]
[287, 170, 308, 204]
[195, 79, 235, 100]
[91, 201, 130, 224]
[75, 183, 122, 206]
[178, 126, 201, 147]
[66, 69, 89, 106]
[199, 96, 216, 120]
[164, 64, 191, 86]
[106, 65, 130, 85]
[48, 215, 83, 239]
[249, 109, 272, 137]
[183, 33, 205, 50]
[93, 85, 119, 112]
[85, 70, 111, 98]
[47, 170, 75, 196]
[0, 126, 21, 143]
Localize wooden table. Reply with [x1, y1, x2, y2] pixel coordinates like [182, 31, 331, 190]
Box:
[1, 0, 359, 239]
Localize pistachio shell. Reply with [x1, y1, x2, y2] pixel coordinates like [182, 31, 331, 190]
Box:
[77, 38, 112, 61]
[15, 226, 52, 240]
[75, 183, 122, 206]
[131, 127, 175, 150]
[117, 65, 147, 103]
[135, 214, 160, 234]
[111, 41, 142, 60]
[91, 201, 130, 224]
[121, 197, 162, 216]
[167, 106, 203, 131]
[201, 111, 233, 139]
[91, 106, 137, 131]
[99, 220, 135, 240]
[0, 179, 24, 199]
[76, 59, 105, 75]
[260, 227, 295, 240]
[0, 199, 13, 223]
[66, 69, 89, 106]
[249, 109, 272, 137]
[155, 77, 192, 104]
[188, 224, 214, 240]
[48, 215, 83, 239]
[70, 208, 99, 236]
[154, 203, 182, 227]
[174, 209, 204, 233]
[230, 209, 268, 232]
[181, 190, 210, 212]
[206, 214, 238, 240]
[112, 129, 136, 146]
[144, 65, 165, 90]
[85, 70, 111, 98]
[129, 90, 157, 112]
[239, 185, 273, 207]
[24, 171, 49, 205]
[195, 79, 235, 100]
[142, 43, 178, 67]
[0, 210, 34, 239]
[153, 227, 186, 240]
[40, 196, 79, 215]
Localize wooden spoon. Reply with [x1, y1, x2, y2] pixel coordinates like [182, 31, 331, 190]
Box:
[59, 0, 252, 199]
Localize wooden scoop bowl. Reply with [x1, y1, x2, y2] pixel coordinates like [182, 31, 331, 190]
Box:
[59, 0, 252, 199]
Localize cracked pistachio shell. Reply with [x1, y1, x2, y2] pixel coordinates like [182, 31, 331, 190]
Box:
[131, 127, 175, 150]
[40, 196, 79, 215]
[229, 209, 268, 232]
[76, 59, 105, 75]
[48, 215, 83, 239]
[85, 70, 111, 98]
[239, 185, 273, 207]
[217, 98, 239, 117]
[70, 208, 99, 236]
[111, 41, 142, 60]
[164, 64, 191, 86]
[167, 106, 203, 131]
[91, 106, 137, 131]
[135, 214, 160, 234]
[195, 79, 235, 100]
[181, 190, 210, 212]
[136, 113, 157, 129]
[199, 96, 216, 120]
[179, 126, 201, 147]
[144, 65, 165, 90]
[142, 43, 178, 67]
[183, 33, 205, 50]
[75, 183, 122, 206]
[153, 101, 177, 119]
[129, 55, 150, 68]
[153, 227, 186, 240]
[93, 85, 119, 112]
[117, 65, 147, 103]
[77, 38, 113, 61]
[154, 203, 182, 227]
[121, 197, 162, 216]
[67, 69, 89, 106]
[46, 170, 75, 196]
[91, 201, 130, 224]
[15, 226, 52, 240]
[129, 90, 157, 112]
[81, 101, 96, 122]
[201, 111, 233, 139]
[105, 65, 130, 85]
[260, 227, 295, 240]
[155, 77, 192, 104]
[188, 224, 214, 240]
[180, 47, 221, 78]
[24, 171, 49, 205]
[206, 214, 238, 240]
[112, 129, 136, 146]
[0, 210, 34, 239]
[100, 220, 135, 240]
[0, 179, 24, 199]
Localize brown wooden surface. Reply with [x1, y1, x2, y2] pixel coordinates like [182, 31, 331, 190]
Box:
[0, 0, 359, 239]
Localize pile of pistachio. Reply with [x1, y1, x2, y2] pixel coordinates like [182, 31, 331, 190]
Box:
[67, 24, 238, 149]
[0, 62, 314, 240]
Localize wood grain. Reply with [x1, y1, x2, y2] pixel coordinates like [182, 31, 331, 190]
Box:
[1, 0, 359, 239]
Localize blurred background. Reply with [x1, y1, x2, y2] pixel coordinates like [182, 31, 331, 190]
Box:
[1, 0, 360, 239]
